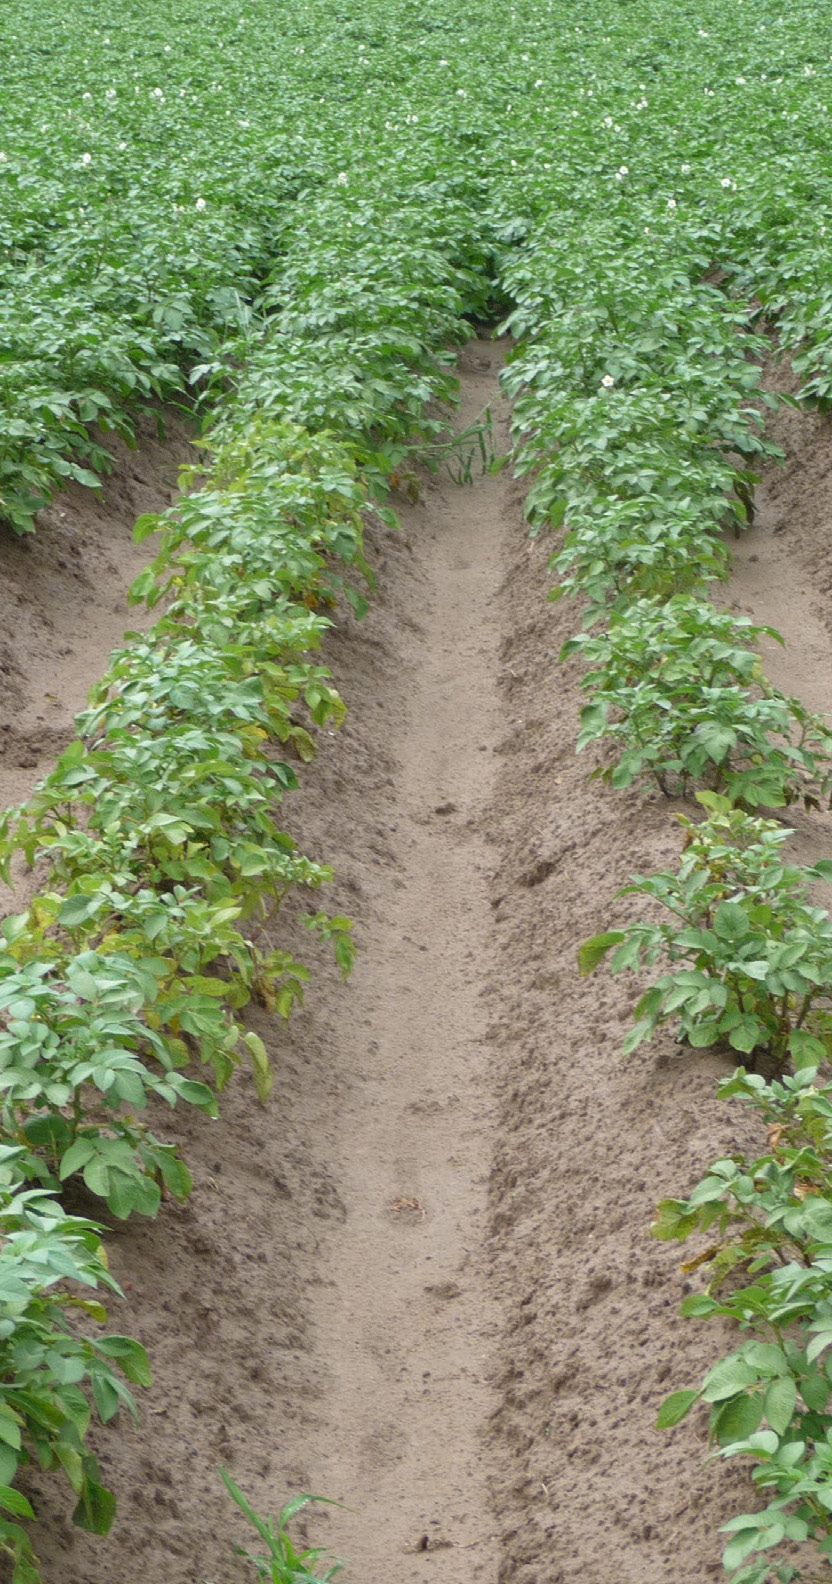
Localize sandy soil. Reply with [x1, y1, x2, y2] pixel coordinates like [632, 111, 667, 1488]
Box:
[0, 412, 190, 813]
[8, 341, 832, 1584]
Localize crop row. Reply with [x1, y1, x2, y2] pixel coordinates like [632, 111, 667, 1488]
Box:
[496, 88, 832, 1584]
[0, 106, 502, 1584]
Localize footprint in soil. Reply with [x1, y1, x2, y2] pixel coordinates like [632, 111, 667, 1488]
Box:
[424, 1280, 462, 1301]
[575, 1271, 614, 1312]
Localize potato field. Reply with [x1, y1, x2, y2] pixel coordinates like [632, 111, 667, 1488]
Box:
[1, 1, 832, 1581]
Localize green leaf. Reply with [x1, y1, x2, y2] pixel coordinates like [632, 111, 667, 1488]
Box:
[23, 1113, 72, 1155]
[727, 1017, 764, 1055]
[579, 932, 625, 976]
[69, 466, 103, 490]
[806, 1329, 832, 1365]
[91, 1370, 121, 1425]
[656, 1389, 699, 1428]
[96, 1337, 152, 1389]
[128, 568, 157, 604]
[59, 1138, 97, 1180]
[0, 1488, 34, 1520]
[652, 1199, 701, 1242]
[173, 1078, 218, 1115]
[680, 1295, 720, 1318]
[334, 934, 356, 980]
[106, 1169, 160, 1221]
[291, 728, 316, 762]
[59, 894, 103, 929]
[622, 1015, 654, 1057]
[0, 1411, 21, 1452]
[722, 1532, 764, 1573]
[694, 722, 738, 764]
[45, 1349, 87, 1386]
[82, 1158, 111, 1200]
[73, 1471, 116, 1536]
[714, 1391, 764, 1445]
[714, 902, 752, 942]
[743, 1344, 788, 1375]
[243, 1031, 273, 1105]
[701, 1357, 759, 1403]
[790, 1029, 827, 1070]
[743, 1430, 780, 1455]
[764, 1376, 797, 1435]
[687, 1018, 723, 1048]
[133, 514, 163, 545]
[801, 1372, 830, 1412]
[153, 1149, 193, 1202]
[55, 1444, 85, 1495]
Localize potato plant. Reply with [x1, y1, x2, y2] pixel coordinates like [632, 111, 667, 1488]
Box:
[581, 796, 832, 1071]
[654, 1066, 832, 1582]
[564, 599, 832, 809]
[0, 1180, 149, 1584]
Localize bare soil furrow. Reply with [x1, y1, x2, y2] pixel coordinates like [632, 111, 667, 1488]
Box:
[282, 340, 512, 1579]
